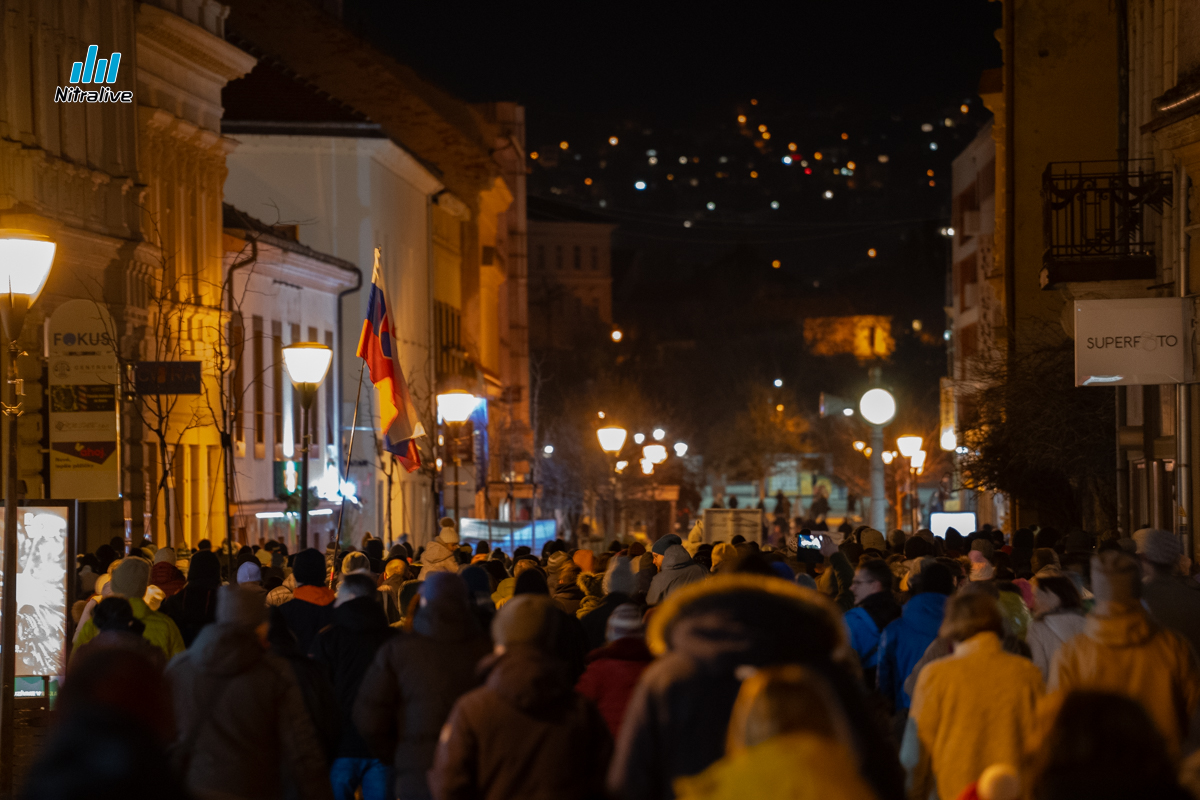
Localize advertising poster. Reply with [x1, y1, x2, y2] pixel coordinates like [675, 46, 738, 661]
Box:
[46, 300, 120, 500]
[0, 506, 70, 678]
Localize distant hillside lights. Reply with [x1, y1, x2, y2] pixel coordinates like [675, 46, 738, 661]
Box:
[55, 45, 132, 104]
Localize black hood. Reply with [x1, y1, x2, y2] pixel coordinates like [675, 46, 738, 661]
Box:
[333, 595, 390, 632]
[413, 573, 481, 640]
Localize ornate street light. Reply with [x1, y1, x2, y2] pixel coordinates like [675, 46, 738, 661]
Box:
[858, 386, 896, 531]
[643, 443, 668, 464]
[0, 232, 55, 796]
[437, 390, 480, 529]
[858, 388, 896, 426]
[897, 435, 924, 459]
[282, 342, 332, 550]
[597, 425, 628, 543]
[597, 425, 628, 454]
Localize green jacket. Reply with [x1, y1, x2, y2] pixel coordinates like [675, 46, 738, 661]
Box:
[76, 596, 185, 659]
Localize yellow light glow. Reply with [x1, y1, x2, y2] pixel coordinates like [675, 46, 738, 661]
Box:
[611, 329, 623, 342]
[882, 451, 894, 464]
[643, 444, 668, 464]
[597, 426, 628, 454]
[841, 133, 849, 140]
[867, 248, 877, 258]
[737, 115, 747, 124]
[863, 447, 873, 458]
[940, 429, 957, 451]
[437, 390, 479, 423]
[897, 435, 924, 458]
[929, 180, 936, 187]
[750, 170, 759, 178]
[667, 174, 674, 180]
[853, 440, 866, 451]
[750, 98, 758, 105]
[609, 136, 619, 145]
[559, 141, 569, 150]
[640, 458, 654, 475]
[788, 142, 797, 151]
[0, 234, 56, 305]
[814, 152, 823, 160]
[762, 132, 771, 140]
[775, 403, 784, 412]
[598, 411, 606, 419]
[926, 169, 935, 177]
[847, 161, 856, 170]
[758, 124, 767, 132]
[912, 319, 923, 331]
[530, 152, 538, 160]
[960, 104, 969, 113]
[771, 259, 781, 268]
[615, 460, 628, 473]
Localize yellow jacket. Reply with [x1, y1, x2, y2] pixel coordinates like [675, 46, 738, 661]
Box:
[1049, 606, 1200, 756]
[673, 732, 878, 800]
[905, 632, 1043, 800]
[75, 596, 185, 660]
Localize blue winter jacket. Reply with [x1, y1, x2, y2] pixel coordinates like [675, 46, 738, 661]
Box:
[876, 592, 947, 710]
[845, 607, 883, 669]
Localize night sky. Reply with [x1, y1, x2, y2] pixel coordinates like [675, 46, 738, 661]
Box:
[344, 0, 1004, 444]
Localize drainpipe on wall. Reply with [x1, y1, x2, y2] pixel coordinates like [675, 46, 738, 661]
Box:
[1116, 0, 1130, 534]
[1178, 164, 1192, 555]
[336, 265, 364, 483]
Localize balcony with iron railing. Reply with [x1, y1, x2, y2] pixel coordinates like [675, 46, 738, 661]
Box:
[1041, 159, 1172, 287]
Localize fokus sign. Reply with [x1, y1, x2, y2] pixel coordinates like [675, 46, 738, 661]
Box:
[1075, 298, 1192, 386]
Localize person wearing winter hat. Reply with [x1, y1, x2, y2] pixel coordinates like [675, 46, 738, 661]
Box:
[428, 595, 611, 800]
[859, 528, 887, 554]
[75, 557, 184, 658]
[579, 555, 638, 650]
[1133, 528, 1200, 670]
[276, 548, 336, 653]
[418, 519, 461, 579]
[682, 521, 705, 557]
[166, 585, 333, 800]
[709, 542, 737, 574]
[236, 561, 268, 606]
[647, 541, 708, 606]
[149, 547, 186, 599]
[341, 551, 374, 577]
[576, 603, 654, 736]
[903, 590, 1044, 800]
[650, 534, 683, 565]
[1051, 549, 1200, 755]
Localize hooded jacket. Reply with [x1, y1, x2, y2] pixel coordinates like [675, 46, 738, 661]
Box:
[276, 584, 335, 655]
[903, 632, 1044, 800]
[418, 539, 459, 579]
[877, 591, 947, 710]
[1050, 606, 1200, 755]
[576, 636, 654, 737]
[161, 551, 222, 647]
[646, 546, 708, 606]
[1026, 609, 1087, 682]
[308, 595, 395, 759]
[552, 579, 586, 616]
[76, 596, 184, 660]
[609, 575, 904, 800]
[354, 574, 492, 800]
[149, 561, 186, 599]
[429, 646, 612, 800]
[165, 623, 333, 800]
[843, 590, 901, 674]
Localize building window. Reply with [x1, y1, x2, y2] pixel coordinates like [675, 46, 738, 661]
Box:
[272, 320, 283, 457]
[555, 245, 563, 270]
[591, 246, 599, 270]
[253, 316, 265, 459]
[325, 329, 335, 454]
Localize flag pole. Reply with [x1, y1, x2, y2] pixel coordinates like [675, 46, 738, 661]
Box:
[330, 360, 365, 589]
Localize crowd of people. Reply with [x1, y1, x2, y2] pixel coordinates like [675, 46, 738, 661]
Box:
[22, 517, 1200, 800]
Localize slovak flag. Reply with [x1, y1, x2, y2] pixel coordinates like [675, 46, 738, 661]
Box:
[356, 249, 425, 472]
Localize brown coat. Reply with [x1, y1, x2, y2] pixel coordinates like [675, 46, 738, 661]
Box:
[429, 647, 611, 800]
[165, 622, 333, 800]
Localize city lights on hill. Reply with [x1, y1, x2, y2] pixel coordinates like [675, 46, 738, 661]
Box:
[788, 142, 797, 151]
[772, 259, 781, 269]
[841, 132, 849, 140]
[960, 104, 970, 113]
[737, 114, 747, 123]
[868, 248, 877, 258]
[530, 151, 538, 160]
[559, 141, 569, 149]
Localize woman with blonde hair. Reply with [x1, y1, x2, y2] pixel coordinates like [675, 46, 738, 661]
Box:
[673, 664, 879, 800]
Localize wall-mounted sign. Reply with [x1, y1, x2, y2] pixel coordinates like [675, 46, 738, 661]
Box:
[1074, 298, 1192, 386]
[47, 301, 120, 500]
[133, 361, 201, 395]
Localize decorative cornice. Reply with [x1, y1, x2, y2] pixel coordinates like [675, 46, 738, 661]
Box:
[136, 3, 257, 82]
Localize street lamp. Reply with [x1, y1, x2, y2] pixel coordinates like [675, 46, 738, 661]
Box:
[437, 389, 480, 530]
[858, 386, 896, 531]
[652, 428, 666, 441]
[0, 232, 54, 796]
[673, 442, 688, 457]
[597, 425, 627, 544]
[282, 342, 333, 550]
[897, 435, 924, 459]
[643, 443, 668, 464]
[640, 458, 655, 475]
[894, 436, 926, 534]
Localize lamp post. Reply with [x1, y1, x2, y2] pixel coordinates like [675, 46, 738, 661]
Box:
[859, 387, 896, 531]
[437, 390, 479, 528]
[910, 449, 927, 532]
[597, 425, 627, 543]
[282, 342, 333, 550]
[896, 435, 924, 533]
[0, 232, 55, 796]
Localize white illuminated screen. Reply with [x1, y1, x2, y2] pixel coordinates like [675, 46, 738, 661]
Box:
[929, 512, 977, 539]
[0, 507, 68, 677]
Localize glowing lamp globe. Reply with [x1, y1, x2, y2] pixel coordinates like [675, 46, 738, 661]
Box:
[597, 426, 628, 454]
[911, 450, 927, 470]
[643, 444, 668, 464]
[640, 458, 654, 475]
[437, 390, 479, 424]
[282, 342, 333, 386]
[858, 388, 896, 426]
[940, 430, 957, 451]
[896, 435, 924, 459]
[673, 442, 688, 457]
[0, 233, 56, 340]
